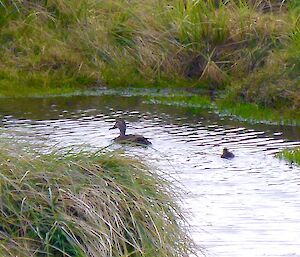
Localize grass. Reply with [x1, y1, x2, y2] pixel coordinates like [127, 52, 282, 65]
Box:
[0, 0, 299, 123]
[216, 98, 300, 125]
[0, 144, 194, 257]
[147, 94, 213, 109]
[0, 70, 80, 97]
[277, 148, 300, 165]
[147, 91, 300, 125]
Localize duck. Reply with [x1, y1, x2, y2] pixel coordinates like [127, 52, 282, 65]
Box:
[109, 119, 152, 146]
[221, 148, 234, 159]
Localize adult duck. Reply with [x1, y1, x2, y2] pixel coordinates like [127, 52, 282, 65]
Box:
[109, 119, 152, 146]
[221, 148, 234, 159]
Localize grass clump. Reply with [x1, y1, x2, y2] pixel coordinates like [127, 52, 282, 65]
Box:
[0, 145, 194, 257]
[277, 148, 300, 165]
[227, 0, 300, 110]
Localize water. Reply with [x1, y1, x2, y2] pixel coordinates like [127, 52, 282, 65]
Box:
[1, 94, 300, 257]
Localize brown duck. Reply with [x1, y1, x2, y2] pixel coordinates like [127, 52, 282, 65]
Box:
[221, 148, 234, 159]
[109, 119, 152, 145]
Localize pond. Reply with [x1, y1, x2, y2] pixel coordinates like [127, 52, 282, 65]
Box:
[1, 93, 300, 257]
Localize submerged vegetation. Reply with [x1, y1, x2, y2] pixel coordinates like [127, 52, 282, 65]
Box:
[0, 145, 194, 256]
[0, 0, 299, 121]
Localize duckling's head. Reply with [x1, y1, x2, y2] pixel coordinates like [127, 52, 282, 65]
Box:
[223, 147, 229, 154]
[110, 119, 127, 135]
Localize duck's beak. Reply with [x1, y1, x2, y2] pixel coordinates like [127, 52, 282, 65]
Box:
[109, 125, 117, 130]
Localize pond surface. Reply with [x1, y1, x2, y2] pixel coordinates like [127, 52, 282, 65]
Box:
[1, 93, 300, 257]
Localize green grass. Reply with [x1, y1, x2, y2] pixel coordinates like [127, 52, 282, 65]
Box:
[0, 72, 77, 97]
[0, 144, 194, 257]
[147, 94, 213, 109]
[216, 99, 300, 125]
[0, 0, 299, 122]
[277, 148, 300, 165]
[147, 92, 300, 125]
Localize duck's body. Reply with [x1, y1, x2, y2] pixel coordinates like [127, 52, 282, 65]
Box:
[110, 119, 151, 146]
[113, 134, 152, 145]
[221, 148, 234, 159]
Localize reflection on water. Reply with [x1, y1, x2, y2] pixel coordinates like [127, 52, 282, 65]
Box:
[1, 95, 300, 257]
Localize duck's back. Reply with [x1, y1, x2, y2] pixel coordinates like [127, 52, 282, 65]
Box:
[221, 152, 234, 159]
[114, 134, 152, 145]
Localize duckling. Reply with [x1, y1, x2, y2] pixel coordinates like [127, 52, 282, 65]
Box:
[109, 119, 152, 146]
[221, 148, 234, 159]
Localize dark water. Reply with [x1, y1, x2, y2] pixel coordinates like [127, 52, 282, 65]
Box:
[1, 94, 300, 257]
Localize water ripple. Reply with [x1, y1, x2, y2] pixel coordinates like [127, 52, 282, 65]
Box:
[1, 95, 300, 257]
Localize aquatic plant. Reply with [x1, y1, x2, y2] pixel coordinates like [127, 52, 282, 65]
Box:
[0, 145, 194, 256]
[277, 148, 300, 165]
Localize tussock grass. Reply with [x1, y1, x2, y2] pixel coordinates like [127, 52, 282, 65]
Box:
[0, 145, 194, 256]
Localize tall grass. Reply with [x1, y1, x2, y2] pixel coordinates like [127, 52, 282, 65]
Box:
[0, 0, 299, 114]
[0, 145, 194, 256]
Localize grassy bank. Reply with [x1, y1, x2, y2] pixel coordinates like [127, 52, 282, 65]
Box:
[0, 145, 194, 256]
[0, 0, 299, 119]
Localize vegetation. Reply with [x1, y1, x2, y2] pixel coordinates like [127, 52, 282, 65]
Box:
[0, 0, 299, 121]
[147, 94, 213, 109]
[277, 147, 300, 165]
[0, 145, 194, 256]
[146, 92, 300, 125]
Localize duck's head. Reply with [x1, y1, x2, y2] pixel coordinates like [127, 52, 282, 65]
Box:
[110, 119, 126, 135]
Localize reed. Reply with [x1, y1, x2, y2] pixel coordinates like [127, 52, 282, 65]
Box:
[0, 145, 194, 256]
